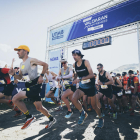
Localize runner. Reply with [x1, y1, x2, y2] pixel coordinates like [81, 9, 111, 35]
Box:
[122, 72, 129, 112]
[72, 50, 104, 128]
[54, 59, 76, 118]
[45, 68, 59, 106]
[127, 70, 139, 116]
[9, 45, 56, 129]
[96, 63, 117, 119]
[111, 73, 123, 114]
[0, 66, 22, 117]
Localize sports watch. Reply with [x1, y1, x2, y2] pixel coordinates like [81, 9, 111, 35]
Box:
[40, 74, 44, 77]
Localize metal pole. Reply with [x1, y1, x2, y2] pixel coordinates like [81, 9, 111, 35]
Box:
[137, 23, 140, 82]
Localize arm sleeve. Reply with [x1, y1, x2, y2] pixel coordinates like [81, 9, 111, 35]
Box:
[62, 70, 73, 79]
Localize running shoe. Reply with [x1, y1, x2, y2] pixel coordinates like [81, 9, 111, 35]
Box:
[65, 111, 73, 119]
[45, 118, 56, 129]
[56, 106, 63, 111]
[14, 112, 22, 117]
[88, 107, 92, 112]
[78, 112, 88, 125]
[21, 116, 36, 130]
[13, 106, 20, 112]
[113, 112, 117, 119]
[96, 113, 105, 118]
[97, 118, 104, 128]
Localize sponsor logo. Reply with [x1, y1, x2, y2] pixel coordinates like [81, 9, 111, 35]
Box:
[16, 88, 24, 93]
[84, 15, 108, 30]
[88, 24, 103, 31]
[52, 30, 64, 40]
[50, 57, 58, 61]
[83, 17, 92, 23]
[50, 66, 58, 69]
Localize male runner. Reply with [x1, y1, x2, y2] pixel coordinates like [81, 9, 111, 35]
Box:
[122, 72, 129, 112]
[127, 70, 139, 116]
[96, 63, 117, 119]
[72, 50, 104, 128]
[9, 45, 56, 129]
[54, 59, 76, 118]
[45, 67, 60, 106]
[0, 67, 22, 117]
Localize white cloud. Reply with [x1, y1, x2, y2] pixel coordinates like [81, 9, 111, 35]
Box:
[0, 44, 13, 52]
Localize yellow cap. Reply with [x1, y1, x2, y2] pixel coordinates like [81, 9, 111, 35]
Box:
[14, 45, 30, 52]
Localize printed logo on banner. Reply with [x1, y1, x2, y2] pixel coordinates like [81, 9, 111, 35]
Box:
[83, 15, 108, 31]
[50, 57, 58, 61]
[52, 30, 64, 40]
[16, 88, 24, 93]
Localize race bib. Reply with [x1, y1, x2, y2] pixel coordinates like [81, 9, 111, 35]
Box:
[125, 90, 131, 94]
[49, 81, 53, 87]
[63, 80, 70, 86]
[101, 85, 108, 89]
[81, 79, 91, 84]
[117, 92, 123, 96]
[23, 75, 30, 82]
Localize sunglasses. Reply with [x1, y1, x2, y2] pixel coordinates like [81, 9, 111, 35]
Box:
[61, 62, 66, 65]
[97, 67, 101, 70]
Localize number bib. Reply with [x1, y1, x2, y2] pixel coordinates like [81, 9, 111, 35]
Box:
[101, 85, 108, 89]
[23, 75, 30, 82]
[81, 79, 91, 84]
[117, 92, 123, 96]
[49, 81, 53, 87]
[63, 80, 70, 86]
[125, 90, 131, 94]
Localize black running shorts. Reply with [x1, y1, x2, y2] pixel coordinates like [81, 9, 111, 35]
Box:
[78, 86, 96, 97]
[23, 84, 42, 102]
[50, 87, 57, 93]
[99, 88, 113, 99]
[2, 83, 15, 96]
[65, 85, 76, 93]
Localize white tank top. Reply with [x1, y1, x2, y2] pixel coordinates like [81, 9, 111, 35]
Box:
[45, 72, 57, 88]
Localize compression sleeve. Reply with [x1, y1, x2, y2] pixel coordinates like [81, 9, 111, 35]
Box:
[62, 70, 73, 79]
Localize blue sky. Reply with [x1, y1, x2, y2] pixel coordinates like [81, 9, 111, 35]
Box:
[0, 0, 139, 72]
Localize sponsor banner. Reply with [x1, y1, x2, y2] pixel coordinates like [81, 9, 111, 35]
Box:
[49, 0, 140, 46]
[49, 49, 61, 74]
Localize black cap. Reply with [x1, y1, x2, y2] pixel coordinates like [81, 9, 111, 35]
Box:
[128, 70, 134, 74]
[116, 73, 121, 76]
[14, 67, 19, 69]
[72, 49, 84, 57]
[122, 72, 127, 76]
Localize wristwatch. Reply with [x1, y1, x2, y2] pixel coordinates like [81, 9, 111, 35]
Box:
[40, 74, 44, 77]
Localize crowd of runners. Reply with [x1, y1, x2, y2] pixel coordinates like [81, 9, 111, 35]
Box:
[0, 45, 140, 130]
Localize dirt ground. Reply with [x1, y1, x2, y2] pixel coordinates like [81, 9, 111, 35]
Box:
[1, 101, 140, 140]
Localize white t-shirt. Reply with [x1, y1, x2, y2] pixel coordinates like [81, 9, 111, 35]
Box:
[45, 72, 58, 88]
